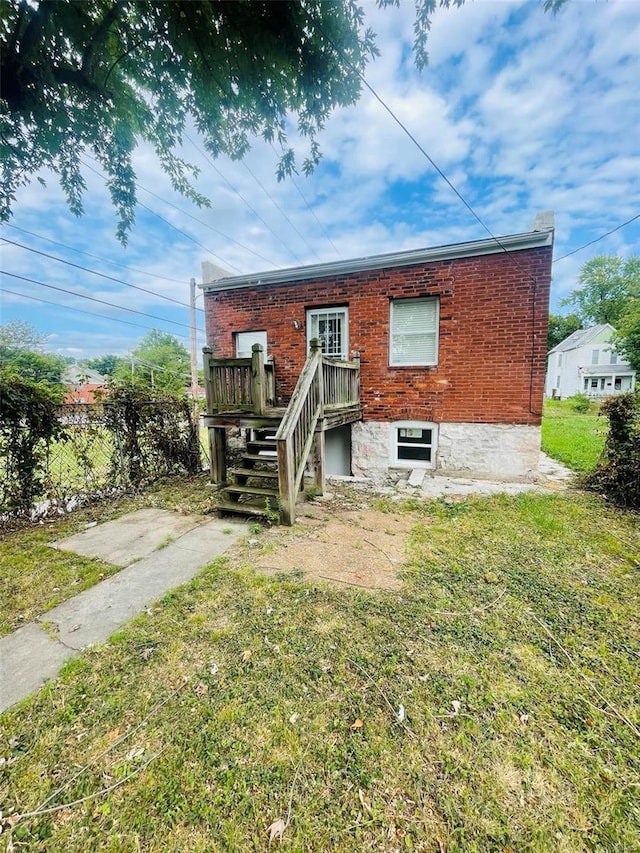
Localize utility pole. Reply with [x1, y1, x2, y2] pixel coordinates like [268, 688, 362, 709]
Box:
[189, 277, 199, 425]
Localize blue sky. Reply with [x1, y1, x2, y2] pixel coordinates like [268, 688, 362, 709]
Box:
[1, 0, 639, 362]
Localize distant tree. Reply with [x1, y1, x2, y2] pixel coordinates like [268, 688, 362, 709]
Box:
[0, 320, 47, 351]
[83, 354, 124, 376]
[0, 346, 65, 386]
[561, 255, 640, 326]
[615, 301, 640, 373]
[113, 330, 190, 394]
[1, 0, 567, 242]
[547, 312, 582, 351]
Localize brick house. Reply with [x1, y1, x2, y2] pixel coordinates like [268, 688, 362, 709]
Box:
[201, 215, 553, 521]
[63, 365, 107, 405]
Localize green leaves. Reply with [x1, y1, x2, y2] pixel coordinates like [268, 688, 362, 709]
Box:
[0, 0, 374, 243]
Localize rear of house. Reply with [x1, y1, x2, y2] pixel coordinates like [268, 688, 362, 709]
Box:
[202, 219, 553, 486]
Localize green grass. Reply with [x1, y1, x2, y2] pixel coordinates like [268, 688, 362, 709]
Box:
[0, 474, 217, 637]
[1, 489, 638, 852]
[542, 400, 607, 472]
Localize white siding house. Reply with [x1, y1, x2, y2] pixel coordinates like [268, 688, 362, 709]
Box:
[545, 324, 636, 400]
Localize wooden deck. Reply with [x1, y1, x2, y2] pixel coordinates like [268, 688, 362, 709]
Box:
[202, 341, 362, 524]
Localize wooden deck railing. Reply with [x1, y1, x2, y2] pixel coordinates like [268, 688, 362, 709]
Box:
[275, 341, 361, 524]
[322, 354, 360, 409]
[275, 339, 324, 524]
[203, 344, 274, 415]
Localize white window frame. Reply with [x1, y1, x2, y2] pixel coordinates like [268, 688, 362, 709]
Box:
[389, 297, 439, 367]
[306, 306, 349, 360]
[591, 349, 600, 365]
[390, 420, 437, 469]
[235, 330, 267, 358]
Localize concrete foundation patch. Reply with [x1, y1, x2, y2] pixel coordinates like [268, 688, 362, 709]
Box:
[52, 508, 202, 566]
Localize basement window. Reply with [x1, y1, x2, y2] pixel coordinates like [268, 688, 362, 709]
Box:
[391, 421, 437, 468]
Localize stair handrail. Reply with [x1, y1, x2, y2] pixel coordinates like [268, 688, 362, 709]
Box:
[275, 339, 324, 524]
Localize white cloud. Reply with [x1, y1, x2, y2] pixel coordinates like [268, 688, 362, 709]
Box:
[3, 0, 639, 357]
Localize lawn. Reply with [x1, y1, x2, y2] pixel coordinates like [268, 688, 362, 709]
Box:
[1, 485, 639, 852]
[541, 399, 607, 472]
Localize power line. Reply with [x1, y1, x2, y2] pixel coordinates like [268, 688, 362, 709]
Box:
[2, 237, 205, 314]
[553, 213, 640, 263]
[134, 175, 280, 269]
[238, 158, 323, 262]
[185, 134, 304, 265]
[289, 173, 342, 260]
[79, 157, 243, 274]
[3, 223, 190, 286]
[0, 286, 200, 344]
[320, 30, 535, 270]
[268, 142, 342, 260]
[1, 270, 194, 331]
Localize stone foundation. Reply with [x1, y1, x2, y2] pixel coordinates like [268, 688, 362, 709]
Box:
[351, 421, 541, 482]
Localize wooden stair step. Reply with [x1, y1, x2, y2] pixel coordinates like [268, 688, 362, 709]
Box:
[242, 453, 278, 464]
[247, 439, 277, 450]
[229, 467, 278, 481]
[224, 484, 279, 498]
[217, 501, 277, 518]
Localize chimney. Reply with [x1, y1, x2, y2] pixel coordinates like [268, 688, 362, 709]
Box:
[530, 211, 555, 232]
[201, 260, 231, 284]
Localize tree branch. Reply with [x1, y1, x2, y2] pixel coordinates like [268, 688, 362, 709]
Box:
[81, 1, 122, 75]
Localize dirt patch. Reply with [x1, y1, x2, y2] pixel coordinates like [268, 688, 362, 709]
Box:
[251, 505, 415, 590]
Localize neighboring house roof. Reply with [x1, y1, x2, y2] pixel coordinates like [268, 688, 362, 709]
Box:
[581, 364, 636, 376]
[201, 228, 554, 293]
[63, 365, 106, 385]
[548, 324, 614, 354]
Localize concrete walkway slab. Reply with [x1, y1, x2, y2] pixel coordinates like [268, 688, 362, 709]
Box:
[1, 515, 248, 713]
[52, 508, 201, 566]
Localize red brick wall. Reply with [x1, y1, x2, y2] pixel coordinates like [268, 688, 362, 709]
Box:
[204, 246, 552, 425]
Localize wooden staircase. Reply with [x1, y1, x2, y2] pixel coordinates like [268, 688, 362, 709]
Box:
[204, 339, 361, 525]
[217, 428, 282, 518]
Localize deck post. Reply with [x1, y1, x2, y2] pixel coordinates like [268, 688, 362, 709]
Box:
[202, 347, 215, 414]
[312, 430, 325, 495]
[251, 343, 266, 416]
[209, 426, 227, 484]
[277, 436, 296, 525]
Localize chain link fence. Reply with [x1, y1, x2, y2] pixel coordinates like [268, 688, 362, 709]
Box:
[1, 398, 210, 521]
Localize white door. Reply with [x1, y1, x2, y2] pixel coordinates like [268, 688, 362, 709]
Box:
[235, 330, 267, 358]
[306, 307, 348, 360]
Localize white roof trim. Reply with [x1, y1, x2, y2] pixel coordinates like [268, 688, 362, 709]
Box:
[200, 229, 553, 292]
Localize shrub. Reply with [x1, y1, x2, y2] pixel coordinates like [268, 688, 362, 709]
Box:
[583, 391, 640, 510]
[568, 393, 591, 413]
[102, 382, 201, 487]
[0, 369, 63, 512]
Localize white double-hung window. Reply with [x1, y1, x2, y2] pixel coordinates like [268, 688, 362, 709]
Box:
[389, 297, 439, 366]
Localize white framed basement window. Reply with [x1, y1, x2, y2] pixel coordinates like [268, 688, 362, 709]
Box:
[391, 421, 437, 468]
[389, 297, 439, 366]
